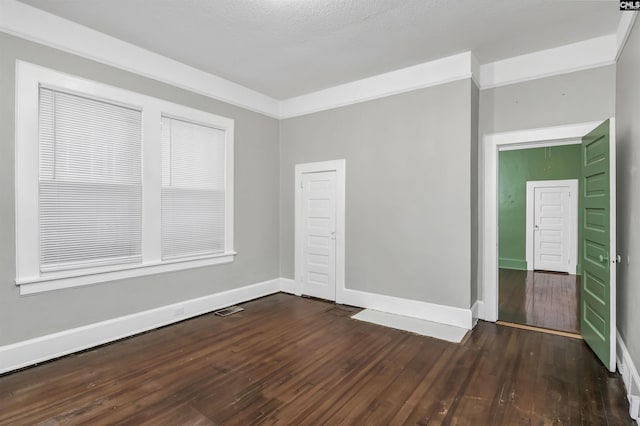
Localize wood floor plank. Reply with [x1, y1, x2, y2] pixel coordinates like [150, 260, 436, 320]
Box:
[499, 268, 580, 333]
[0, 293, 633, 425]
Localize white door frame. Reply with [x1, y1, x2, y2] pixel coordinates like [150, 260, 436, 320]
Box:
[295, 159, 346, 302]
[481, 121, 601, 322]
[526, 179, 578, 274]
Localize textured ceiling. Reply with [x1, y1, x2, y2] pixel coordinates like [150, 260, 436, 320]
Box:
[18, 0, 622, 99]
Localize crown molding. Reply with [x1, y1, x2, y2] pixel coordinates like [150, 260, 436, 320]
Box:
[479, 35, 617, 90]
[0, 0, 631, 118]
[0, 0, 280, 118]
[470, 52, 481, 89]
[616, 11, 638, 61]
[279, 52, 474, 119]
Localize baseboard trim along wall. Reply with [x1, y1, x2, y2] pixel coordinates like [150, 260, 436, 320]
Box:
[339, 288, 473, 330]
[0, 278, 282, 375]
[280, 278, 473, 329]
[471, 300, 482, 328]
[2, 277, 476, 374]
[617, 330, 640, 423]
[279, 277, 302, 296]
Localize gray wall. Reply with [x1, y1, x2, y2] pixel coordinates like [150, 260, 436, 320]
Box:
[616, 20, 640, 371]
[477, 65, 617, 300]
[0, 33, 281, 345]
[0, 29, 624, 348]
[480, 65, 616, 135]
[280, 80, 474, 309]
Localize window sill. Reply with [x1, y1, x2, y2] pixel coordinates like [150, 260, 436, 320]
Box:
[16, 252, 237, 295]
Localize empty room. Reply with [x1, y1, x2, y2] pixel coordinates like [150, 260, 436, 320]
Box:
[1, 0, 640, 424]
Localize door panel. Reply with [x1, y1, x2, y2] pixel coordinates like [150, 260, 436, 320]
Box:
[301, 171, 336, 300]
[581, 119, 616, 371]
[534, 186, 571, 272]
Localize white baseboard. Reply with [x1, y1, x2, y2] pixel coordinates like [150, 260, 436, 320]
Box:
[278, 280, 471, 330]
[1, 277, 478, 375]
[617, 330, 640, 423]
[471, 300, 482, 328]
[0, 278, 281, 375]
[338, 288, 473, 330]
[279, 277, 301, 296]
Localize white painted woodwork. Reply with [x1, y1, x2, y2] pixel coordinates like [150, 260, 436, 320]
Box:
[11, 0, 621, 100]
[533, 185, 571, 273]
[15, 62, 235, 294]
[294, 160, 346, 304]
[300, 171, 337, 301]
[525, 179, 578, 275]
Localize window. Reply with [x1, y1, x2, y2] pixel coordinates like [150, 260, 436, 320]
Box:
[15, 62, 235, 294]
[39, 87, 143, 272]
[161, 116, 226, 260]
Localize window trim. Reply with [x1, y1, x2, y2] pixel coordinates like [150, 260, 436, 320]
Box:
[15, 61, 235, 295]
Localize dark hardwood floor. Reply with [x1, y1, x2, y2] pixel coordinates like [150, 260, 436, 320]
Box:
[0, 293, 631, 425]
[499, 268, 581, 334]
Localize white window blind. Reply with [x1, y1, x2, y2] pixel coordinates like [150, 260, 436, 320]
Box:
[38, 87, 142, 272]
[161, 116, 226, 260]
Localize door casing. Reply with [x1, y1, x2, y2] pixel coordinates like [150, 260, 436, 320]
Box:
[482, 121, 603, 322]
[525, 179, 578, 274]
[294, 159, 346, 303]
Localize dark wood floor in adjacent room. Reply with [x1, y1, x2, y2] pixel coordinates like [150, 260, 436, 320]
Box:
[499, 268, 581, 334]
[0, 293, 631, 425]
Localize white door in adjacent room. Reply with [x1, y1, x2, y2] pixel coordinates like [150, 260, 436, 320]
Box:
[531, 181, 575, 273]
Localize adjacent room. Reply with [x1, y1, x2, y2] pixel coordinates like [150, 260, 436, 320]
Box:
[1, 0, 639, 424]
[498, 144, 583, 334]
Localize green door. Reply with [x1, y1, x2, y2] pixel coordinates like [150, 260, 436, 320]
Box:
[580, 119, 616, 372]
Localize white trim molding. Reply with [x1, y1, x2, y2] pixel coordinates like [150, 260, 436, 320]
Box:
[0, 0, 634, 118]
[481, 121, 601, 322]
[0, 0, 280, 118]
[280, 275, 474, 330]
[498, 138, 581, 152]
[340, 288, 474, 330]
[617, 330, 640, 423]
[479, 35, 616, 90]
[525, 179, 578, 275]
[294, 159, 346, 303]
[15, 61, 236, 295]
[471, 300, 482, 328]
[0, 278, 282, 375]
[279, 52, 474, 119]
[279, 277, 302, 296]
[1, 276, 478, 375]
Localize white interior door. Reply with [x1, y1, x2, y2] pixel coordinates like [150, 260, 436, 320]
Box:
[301, 171, 337, 300]
[533, 185, 571, 272]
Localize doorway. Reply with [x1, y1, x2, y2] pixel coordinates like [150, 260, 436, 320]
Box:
[498, 147, 581, 335]
[483, 119, 617, 371]
[294, 160, 346, 302]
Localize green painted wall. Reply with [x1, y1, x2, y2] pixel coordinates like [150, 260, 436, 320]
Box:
[499, 145, 581, 272]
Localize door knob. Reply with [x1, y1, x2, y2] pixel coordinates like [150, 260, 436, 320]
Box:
[599, 253, 610, 263]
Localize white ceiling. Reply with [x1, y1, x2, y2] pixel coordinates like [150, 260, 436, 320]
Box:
[18, 0, 622, 99]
